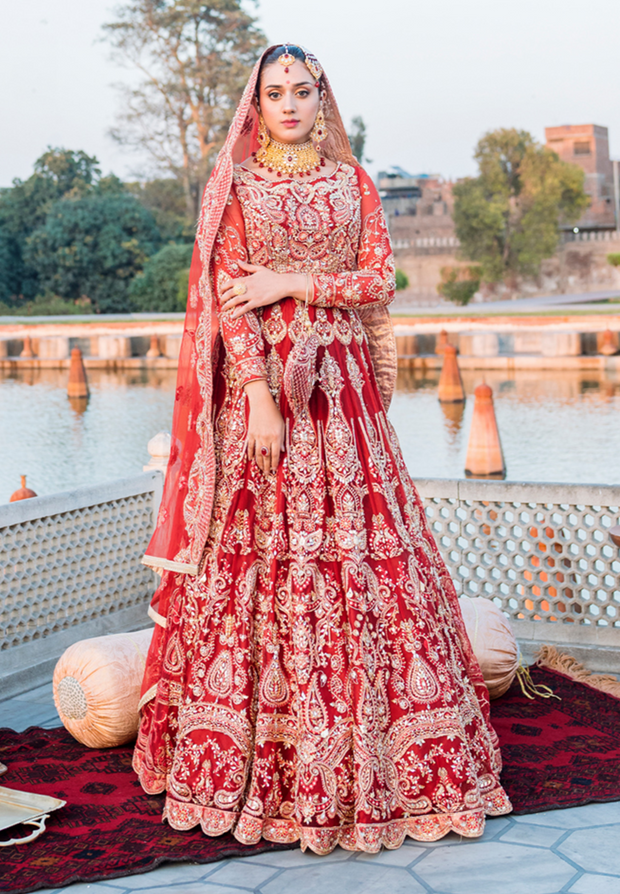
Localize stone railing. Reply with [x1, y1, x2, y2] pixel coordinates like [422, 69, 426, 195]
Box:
[416, 477, 620, 672]
[0, 471, 163, 697]
[2, 456, 619, 696]
[561, 229, 620, 243]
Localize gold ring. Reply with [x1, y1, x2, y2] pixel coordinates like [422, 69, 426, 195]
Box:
[232, 283, 247, 297]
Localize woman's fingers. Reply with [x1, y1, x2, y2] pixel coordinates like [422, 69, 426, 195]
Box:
[251, 440, 283, 476]
[237, 260, 264, 273]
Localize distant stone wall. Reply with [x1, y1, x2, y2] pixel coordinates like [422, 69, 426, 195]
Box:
[391, 230, 620, 304]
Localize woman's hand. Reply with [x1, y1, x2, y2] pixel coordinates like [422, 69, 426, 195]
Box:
[221, 261, 306, 319]
[244, 379, 285, 475]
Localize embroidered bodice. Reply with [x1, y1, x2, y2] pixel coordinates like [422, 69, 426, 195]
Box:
[210, 164, 395, 388]
[233, 164, 361, 276]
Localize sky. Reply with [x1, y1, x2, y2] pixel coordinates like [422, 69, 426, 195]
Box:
[1, 0, 619, 187]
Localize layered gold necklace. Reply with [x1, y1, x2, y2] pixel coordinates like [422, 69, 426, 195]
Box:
[252, 138, 325, 178]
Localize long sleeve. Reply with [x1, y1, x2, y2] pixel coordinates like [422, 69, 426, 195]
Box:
[211, 188, 267, 387]
[309, 167, 396, 309]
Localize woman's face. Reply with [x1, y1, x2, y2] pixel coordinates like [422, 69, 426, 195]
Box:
[258, 58, 320, 145]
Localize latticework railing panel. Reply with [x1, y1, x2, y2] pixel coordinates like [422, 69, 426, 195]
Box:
[0, 475, 160, 652]
[416, 480, 620, 627]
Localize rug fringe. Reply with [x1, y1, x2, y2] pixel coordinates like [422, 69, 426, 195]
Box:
[535, 645, 620, 700]
[515, 664, 560, 700]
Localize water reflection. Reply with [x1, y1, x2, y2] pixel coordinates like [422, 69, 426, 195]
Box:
[439, 400, 465, 445]
[1, 366, 619, 501]
[393, 367, 620, 485]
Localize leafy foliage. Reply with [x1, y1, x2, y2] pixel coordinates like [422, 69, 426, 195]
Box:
[0, 149, 161, 312]
[453, 129, 589, 283]
[607, 253, 620, 267]
[438, 265, 483, 306]
[25, 189, 160, 313]
[126, 178, 194, 243]
[0, 149, 102, 304]
[348, 116, 370, 164]
[103, 0, 265, 218]
[129, 242, 194, 311]
[395, 268, 409, 291]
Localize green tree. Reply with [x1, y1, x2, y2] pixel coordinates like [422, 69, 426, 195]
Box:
[0, 149, 102, 304]
[347, 116, 370, 163]
[126, 177, 194, 243]
[453, 128, 589, 284]
[103, 0, 265, 219]
[437, 265, 483, 306]
[25, 184, 160, 313]
[395, 269, 409, 290]
[129, 242, 193, 311]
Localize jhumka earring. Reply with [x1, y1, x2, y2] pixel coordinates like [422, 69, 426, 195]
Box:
[310, 101, 327, 147]
[257, 112, 270, 151]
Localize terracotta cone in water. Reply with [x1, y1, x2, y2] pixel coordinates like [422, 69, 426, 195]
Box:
[438, 344, 465, 403]
[20, 335, 34, 358]
[465, 383, 506, 479]
[67, 347, 89, 399]
[599, 329, 619, 356]
[436, 329, 449, 354]
[146, 334, 161, 358]
[10, 475, 37, 502]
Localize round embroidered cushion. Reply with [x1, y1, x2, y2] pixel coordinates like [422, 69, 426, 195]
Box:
[53, 629, 153, 748]
[458, 596, 518, 699]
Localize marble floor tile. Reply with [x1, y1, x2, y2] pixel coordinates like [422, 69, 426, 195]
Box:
[512, 802, 620, 830]
[498, 821, 565, 848]
[239, 846, 355, 867]
[568, 872, 620, 893]
[206, 859, 279, 888]
[558, 825, 620, 874]
[261, 862, 426, 894]
[119, 862, 219, 888]
[142, 885, 249, 894]
[413, 840, 576, 894]
[355, 846, 420, 867]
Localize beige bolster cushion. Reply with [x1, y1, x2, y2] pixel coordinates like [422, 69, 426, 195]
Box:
[53, 628, 154, 748]
[459, 596, 518, 699]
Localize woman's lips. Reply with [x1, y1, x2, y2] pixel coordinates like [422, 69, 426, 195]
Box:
[281, 120, 300, 128]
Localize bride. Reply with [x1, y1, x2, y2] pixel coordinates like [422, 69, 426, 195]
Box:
[133, 43, 511, 854]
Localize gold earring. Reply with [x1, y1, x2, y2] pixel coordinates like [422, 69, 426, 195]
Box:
[310, 103, 327, 147]
[257, 112, 270, 150]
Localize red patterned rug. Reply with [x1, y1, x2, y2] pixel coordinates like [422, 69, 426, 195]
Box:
[490, 664, 620, 814]
[0, 664, 619, 893]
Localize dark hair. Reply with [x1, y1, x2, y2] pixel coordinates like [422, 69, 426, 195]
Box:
[257, 45, 313, 93]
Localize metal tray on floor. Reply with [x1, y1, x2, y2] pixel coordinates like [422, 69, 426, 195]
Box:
[0, 785, 65, 846]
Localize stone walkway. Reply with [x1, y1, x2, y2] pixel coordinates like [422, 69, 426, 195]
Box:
[3, 686, 620, 894]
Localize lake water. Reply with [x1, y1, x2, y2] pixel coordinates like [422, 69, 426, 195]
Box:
[1, 365, 619, 502]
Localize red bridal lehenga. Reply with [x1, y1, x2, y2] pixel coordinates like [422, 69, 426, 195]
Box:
[133, 47, 511, 855]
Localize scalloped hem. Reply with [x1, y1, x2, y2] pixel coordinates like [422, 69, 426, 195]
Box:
[160, 789, 512, 855]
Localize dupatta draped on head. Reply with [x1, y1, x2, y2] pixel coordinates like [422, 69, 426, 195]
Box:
[142, 45, 396, 595]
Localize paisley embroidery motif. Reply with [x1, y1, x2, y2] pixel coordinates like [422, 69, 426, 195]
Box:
[133, 165, 511, 855]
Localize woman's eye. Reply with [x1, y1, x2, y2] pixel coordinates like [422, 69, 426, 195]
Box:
[268, 92, 281, 100]
[296, 90, 309, 98]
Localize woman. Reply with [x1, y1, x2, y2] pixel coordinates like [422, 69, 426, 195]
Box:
[133, 43, 511, 854]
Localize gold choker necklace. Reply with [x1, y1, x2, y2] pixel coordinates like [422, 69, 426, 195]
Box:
[252, 138, 325, 178]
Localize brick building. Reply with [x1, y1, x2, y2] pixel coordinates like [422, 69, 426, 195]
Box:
[377, 167, 457, 249]
[545, 124, 618, 231]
